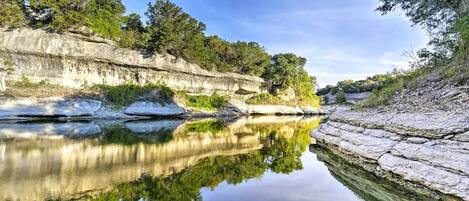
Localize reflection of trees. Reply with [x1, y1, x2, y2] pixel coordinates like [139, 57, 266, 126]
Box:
[99, 125, 173, 145]
[91, 123, 313, 201]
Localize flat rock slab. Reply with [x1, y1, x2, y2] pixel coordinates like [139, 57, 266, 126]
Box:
[379, 154, 469, 200]
[313, 116, 469, 201]
[0, 98, 102, 117]
[330, 111, 469, 138]
[124, 101, 186, 117]
[227, 99, 307, 115]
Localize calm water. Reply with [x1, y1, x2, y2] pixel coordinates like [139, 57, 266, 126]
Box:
[0, 116, 428, 201]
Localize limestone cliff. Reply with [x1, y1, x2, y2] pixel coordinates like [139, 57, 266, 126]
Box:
[312, 111, 469, 200]
[0, 28, 263, 96]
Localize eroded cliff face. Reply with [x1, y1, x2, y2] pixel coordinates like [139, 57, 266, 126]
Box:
[0, 29, 263, 96]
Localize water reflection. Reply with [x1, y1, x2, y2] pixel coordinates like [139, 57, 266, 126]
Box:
[0, 116, 317, 201]
[0, 117, 433, 201]
[310, 145, 438, 201]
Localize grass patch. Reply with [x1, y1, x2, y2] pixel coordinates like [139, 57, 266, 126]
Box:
[93, 82, 174, 108]
[177, 92, 225, 111]
[246, 92, 320, 108]
[440, 64, 469, 86]
[246, 93, 283, 105]
[355, 67, 429, 108]
[356, 81, 404, 108]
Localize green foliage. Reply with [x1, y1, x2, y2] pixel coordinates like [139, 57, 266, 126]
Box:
[455, 16, 469, 45]
[358, 81, 404, 107]
[1, 60, 16, 75]
[0, 0, 27, 28]
[246, 93, 282, 105]
[232, 42, 271, 76]
[95, 82, 174, 107]
[254, 53, 320, 107]
[377, 0, 467, 53]
[11, 76, 57, 89]
[356, 68, 427, 108]
[118, 13, 149, 48]
[26, 0, 125, 39]
[376, 0, 469, 88]
[145, 0, 206, 57]
[335, 91, 347, 104]
[264, 53, 307, 92]
[177, 92, 225, 111]
[317, 69, 406, 96]
[144, 0, 270, 75]
[182, 119, 225, 135]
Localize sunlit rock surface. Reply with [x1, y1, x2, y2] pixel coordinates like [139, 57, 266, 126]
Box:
[313, 111, 469, 200]
[0, 29, 263, 97]
[0, 98, 101, 117]
[124, 101, 186, 116]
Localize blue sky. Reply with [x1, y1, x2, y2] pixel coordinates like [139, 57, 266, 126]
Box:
[122, 0, 428, 87]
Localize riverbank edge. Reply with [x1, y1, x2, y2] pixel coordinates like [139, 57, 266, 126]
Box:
[311, 109, 469, 201]
[0, 97, 325, 121]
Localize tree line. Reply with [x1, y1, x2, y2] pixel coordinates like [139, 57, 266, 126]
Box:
[0, 0, 318, 98]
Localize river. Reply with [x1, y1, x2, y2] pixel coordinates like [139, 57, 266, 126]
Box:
[0, 116, 432, 201]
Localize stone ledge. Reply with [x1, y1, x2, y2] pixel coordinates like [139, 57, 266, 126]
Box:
[312, 117, 469, 200]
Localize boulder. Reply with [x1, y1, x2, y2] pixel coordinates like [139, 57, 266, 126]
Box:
[124, 101, 186, 117]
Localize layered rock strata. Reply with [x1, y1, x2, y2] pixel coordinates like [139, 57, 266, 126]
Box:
[0, 29, 263, 97]
[312, 111, 469, 200]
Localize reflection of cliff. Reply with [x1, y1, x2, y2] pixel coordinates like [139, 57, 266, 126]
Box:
[92, 118, 316, 201]
[0, 116, 319, 201]
[310, 145, 438, 201]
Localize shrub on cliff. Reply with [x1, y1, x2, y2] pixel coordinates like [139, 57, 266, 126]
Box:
[177, 92, 226, 112]
[95, 83, 174, 107]
[335, 91, 347, 104]
[25, 0, 125, 39]
[0, 0, 27, 28]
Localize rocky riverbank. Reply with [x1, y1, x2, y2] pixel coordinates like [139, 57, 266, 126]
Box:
[0, 97, 324, 120]
[312, 110, 469, 200]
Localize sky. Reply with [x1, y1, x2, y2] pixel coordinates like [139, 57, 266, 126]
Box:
[122, 0, 429, 87]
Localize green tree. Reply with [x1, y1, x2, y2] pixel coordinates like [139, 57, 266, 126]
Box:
[119, 13, 148, 48]
[264, 53, 307, 92]
[232, 41, 271, 76]
[204, 36, 236, 72]
[145, 0, 206, 57]
[377, 0, 469, 54]
[28, 0, 125, 39]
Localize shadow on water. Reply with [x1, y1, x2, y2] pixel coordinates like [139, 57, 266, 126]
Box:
[310, 145, 439, 201]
